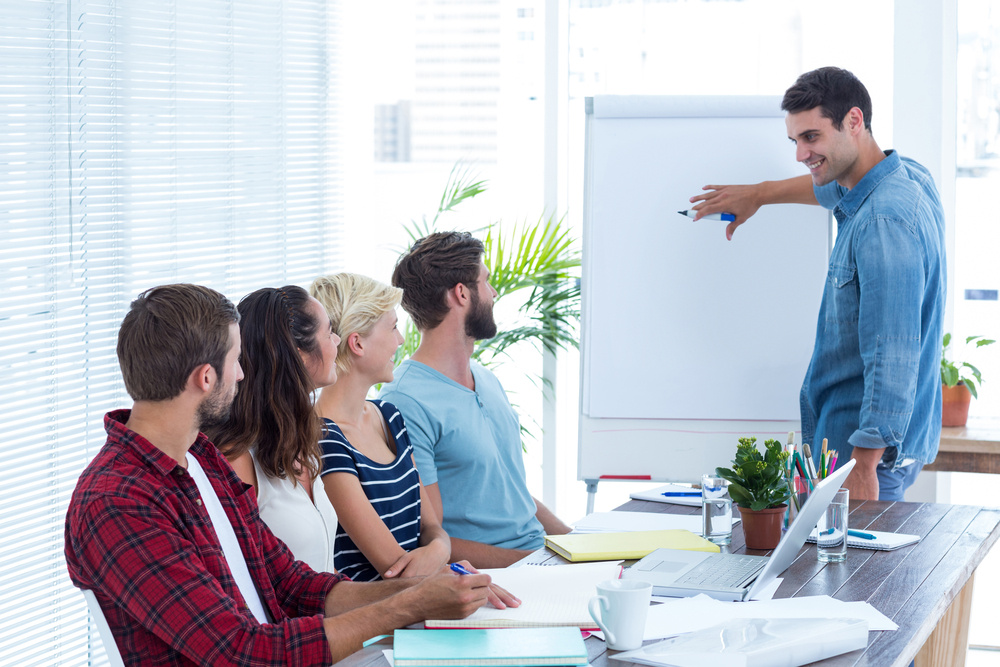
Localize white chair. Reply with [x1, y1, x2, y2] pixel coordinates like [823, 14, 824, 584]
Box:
[81, 589, 126, 667]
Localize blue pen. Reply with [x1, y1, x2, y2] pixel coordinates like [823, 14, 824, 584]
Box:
[662, 491, 702, 497]
[677, 209, 736, 223]
[449, 562, 473, 575]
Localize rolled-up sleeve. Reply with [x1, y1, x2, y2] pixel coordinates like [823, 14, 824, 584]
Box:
[849, 215, 924, 451]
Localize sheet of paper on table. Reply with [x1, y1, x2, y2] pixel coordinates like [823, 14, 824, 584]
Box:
[640, 593, 896, 641]
[573, 511, 739, 534]
[611, 617, 869, 667]
[629, 484, 704, 507]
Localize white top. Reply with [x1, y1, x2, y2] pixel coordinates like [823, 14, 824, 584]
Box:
[186, 453, 269, 624]
[252, 450, 338, 573]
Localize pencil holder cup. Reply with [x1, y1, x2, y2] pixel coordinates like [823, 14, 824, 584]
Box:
[785, 475, 811, 527]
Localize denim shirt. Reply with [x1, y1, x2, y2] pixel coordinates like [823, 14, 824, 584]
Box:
[800, 150, 946, 467]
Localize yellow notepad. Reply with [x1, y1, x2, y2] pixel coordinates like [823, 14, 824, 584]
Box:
[544, 529, 719, 562]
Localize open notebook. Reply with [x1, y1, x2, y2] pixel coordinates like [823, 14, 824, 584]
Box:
[424, 561, 621, 629]
[806, 528, 920, 551]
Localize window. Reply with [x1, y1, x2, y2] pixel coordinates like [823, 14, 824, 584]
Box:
[0, 0, 341, 663]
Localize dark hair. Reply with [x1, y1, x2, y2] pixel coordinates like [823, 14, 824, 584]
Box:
[391, 231, 484, 330]
[781, 67, 872, 132]
[206, 285, 323, 483]
[117, 284, 239, 401]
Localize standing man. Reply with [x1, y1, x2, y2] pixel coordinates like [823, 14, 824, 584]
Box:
[65, 283, 498, 667]
[380, 232, 572, 568]
[690, 67, 945, 501]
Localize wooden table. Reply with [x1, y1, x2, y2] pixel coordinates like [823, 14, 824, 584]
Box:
[925, 416, 1000, 474]
[335, 498, 1000, 667]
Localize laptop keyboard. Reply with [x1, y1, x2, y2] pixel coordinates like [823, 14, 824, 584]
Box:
[675, 554, 766, 588]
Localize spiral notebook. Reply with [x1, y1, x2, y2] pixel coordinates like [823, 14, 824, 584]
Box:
[806, 529, 920, 551]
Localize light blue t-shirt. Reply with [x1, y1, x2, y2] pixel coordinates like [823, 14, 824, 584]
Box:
[378, 359, 545, 551]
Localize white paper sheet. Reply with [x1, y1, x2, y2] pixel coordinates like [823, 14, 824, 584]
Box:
[573, 511, 739, 534]
[640, 594, 895, 641]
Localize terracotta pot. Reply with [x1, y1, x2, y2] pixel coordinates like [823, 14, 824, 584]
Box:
[942, 383, 972, 427]
[737, 504, 787, 550]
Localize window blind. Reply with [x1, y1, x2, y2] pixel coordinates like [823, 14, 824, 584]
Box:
[0, 0, 341, 664]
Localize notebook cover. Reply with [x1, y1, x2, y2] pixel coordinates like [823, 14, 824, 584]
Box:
[393, 628, 587, 666]
[545, 529, 720, 562]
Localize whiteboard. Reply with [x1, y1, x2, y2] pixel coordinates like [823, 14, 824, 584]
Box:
[578, 95, 830, 484]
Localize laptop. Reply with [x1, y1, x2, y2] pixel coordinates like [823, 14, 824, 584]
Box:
[622, 458, 856, 601]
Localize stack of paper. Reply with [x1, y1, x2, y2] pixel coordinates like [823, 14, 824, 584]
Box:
[393, 628, 587, 667]
[612, 617, 868, 667]
[425, 562, 620, 630]
[545, 529, 719, 562]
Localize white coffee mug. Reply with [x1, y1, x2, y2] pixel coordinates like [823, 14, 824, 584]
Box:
[587, 579, 652, 651]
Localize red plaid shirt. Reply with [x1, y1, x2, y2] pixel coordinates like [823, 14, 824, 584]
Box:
[65, 410, 347, 666]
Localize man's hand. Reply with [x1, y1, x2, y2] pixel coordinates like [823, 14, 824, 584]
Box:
[689, 184, 763, 240]
[842, 446, 884, 501]
[688, 175, 818, 240]
[453, 560, 521, 610]
[408, 566, 492, 620]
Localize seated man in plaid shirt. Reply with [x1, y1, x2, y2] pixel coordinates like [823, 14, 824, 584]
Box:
[65, 284, 505, 667]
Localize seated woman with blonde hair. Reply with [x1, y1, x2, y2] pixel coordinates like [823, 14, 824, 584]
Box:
[310, 274, 458, 582]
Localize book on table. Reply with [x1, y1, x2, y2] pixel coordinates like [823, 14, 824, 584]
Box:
[393, 627, 588, 667]
[544, 529, 720, 562]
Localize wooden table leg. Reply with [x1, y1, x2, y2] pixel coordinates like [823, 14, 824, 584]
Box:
[915, 571, 976, 667]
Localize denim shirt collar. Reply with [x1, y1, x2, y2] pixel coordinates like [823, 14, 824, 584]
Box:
[834, 149, 900, 220]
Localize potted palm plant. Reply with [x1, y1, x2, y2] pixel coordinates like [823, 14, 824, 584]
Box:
[941, 333, 995, 427]
[716, 437, 791, 550]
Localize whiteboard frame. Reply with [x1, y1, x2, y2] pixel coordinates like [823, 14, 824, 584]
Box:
[578, 95, 832, 491]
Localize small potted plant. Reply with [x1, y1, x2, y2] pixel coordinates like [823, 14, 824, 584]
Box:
[941, 333, 995, 427]
[716, 437, 791, 550]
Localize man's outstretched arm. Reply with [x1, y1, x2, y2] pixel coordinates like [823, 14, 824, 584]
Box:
[689, 174, 817, 240]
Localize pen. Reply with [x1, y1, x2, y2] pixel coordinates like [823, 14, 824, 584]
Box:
[449, 562, 473, 576]
[662, 491, 702, 497]
[677, 209, 736, 222]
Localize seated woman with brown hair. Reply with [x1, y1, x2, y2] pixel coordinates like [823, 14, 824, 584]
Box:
[206, 285, 341, 572]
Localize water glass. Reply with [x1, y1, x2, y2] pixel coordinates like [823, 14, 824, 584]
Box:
[817, 488, 849, 562]
[701, 474, 733, 545]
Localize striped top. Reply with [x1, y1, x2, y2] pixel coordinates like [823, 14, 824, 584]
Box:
[319, 400, 421, 581]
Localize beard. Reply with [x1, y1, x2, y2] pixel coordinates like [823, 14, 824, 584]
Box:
[196, 379, 235, 430]
[465, 287, 498, 341]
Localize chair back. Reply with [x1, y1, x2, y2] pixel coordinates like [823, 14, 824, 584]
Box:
[81, 589, 126, 667]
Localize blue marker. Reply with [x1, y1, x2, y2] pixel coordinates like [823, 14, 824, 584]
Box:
[662, 492, 702, 497]
[678, 209, 736, 223]
[449, 562, 473, 576]
[848, 529, 877, 540]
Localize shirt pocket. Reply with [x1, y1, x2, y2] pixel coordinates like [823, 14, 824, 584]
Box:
[825, 265, 860, 325]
